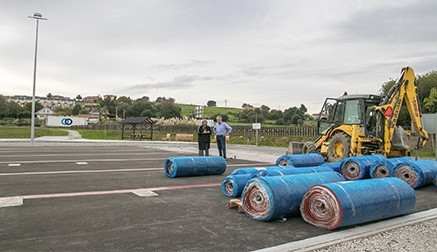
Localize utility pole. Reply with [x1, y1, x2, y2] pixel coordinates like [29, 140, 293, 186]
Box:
[28, 12, 47, 146]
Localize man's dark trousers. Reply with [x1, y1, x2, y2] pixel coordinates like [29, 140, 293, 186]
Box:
[216, 135, 226, 158]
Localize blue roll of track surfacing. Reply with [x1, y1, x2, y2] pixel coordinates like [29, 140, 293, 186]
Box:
[300, 177, 416, 230]
[164, 156, 227, 178]
[222, 166, 335, 198]
[241, 172, 345, 221]
[275, 153, 325, 167]
[394, 159, 437, 188]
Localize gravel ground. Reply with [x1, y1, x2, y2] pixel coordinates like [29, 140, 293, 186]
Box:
[313, 218, 437, 252]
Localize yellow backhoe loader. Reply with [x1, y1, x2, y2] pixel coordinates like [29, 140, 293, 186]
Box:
[288, 66, 429, 162]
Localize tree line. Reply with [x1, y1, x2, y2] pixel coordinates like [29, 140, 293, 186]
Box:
[1, 69, 436, 125]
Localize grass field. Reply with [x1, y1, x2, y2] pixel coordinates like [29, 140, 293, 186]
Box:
[1, 125, 435, 157]
[0, 126, 68, 138]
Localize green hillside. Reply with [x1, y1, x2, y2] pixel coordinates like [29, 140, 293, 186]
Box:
[177, 104, 243, 120]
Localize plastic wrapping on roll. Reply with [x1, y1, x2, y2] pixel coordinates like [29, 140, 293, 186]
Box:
[370, 157, 414, 178]
[230, 166, 296, 175]
[275, 153, 325, 167]
[249, 166, 334, 178]
[393, 160, 437, 188]
[241, 172, 345, 221]
[222, 166, 334, 198]
[340, 155, 386, 180]
[320, 162, 342, 173]
[230, 167, 268, 175]
[164, 156, 226, 178]
[300, 178, 416, 230]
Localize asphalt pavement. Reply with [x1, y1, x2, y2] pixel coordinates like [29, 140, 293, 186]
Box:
[0, 138, 436, 251]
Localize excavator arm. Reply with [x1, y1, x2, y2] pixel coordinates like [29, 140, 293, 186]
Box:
[375, 66, 428, 154]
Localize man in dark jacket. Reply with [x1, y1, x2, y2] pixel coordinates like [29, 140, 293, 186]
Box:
[197, 119, 211, 156]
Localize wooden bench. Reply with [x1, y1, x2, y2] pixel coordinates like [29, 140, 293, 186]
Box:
[175, 134, 194, 142]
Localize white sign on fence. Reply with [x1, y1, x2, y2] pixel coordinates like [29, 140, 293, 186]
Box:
[252, 123, 261, 130]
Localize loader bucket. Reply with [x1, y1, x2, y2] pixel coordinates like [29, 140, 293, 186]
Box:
[286, 142, 304, 154]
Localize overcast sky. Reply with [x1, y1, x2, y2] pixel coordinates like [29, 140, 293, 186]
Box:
[1, 0, 436, 113]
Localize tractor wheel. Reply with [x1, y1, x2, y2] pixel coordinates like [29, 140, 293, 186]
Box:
[327, 132, 351, 162]
[302, 142, 317, 154]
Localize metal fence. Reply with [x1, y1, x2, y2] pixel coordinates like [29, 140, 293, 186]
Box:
[72, 124, 318, 137]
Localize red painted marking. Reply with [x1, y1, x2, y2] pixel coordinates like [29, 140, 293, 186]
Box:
[0, 168, 163, 176]
[0, 183, 221, 200]
[1, 163, 272, 177]
[227, 162, 273, 167]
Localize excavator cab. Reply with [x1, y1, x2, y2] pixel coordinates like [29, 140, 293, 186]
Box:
[288, 94, 382, 161]
[317, 94, 381, 138]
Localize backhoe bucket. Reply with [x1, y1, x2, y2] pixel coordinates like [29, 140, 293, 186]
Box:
[286, 142, 304, 154]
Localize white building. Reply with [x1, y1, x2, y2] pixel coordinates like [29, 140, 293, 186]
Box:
[35, 107, 57, 119]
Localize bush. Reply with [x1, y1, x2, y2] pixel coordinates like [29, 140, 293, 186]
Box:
[275, 119, 285, 125]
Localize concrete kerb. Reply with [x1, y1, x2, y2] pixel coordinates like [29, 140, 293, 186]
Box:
[254, 208, 437, 252]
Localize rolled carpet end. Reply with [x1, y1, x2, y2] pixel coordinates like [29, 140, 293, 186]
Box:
[299, 185, 341, 230]
[241, 180, 272, 221]
[340, 155, 386, 180]
[164, 156, 226, 178]
[300, 178, 416, 230]
[241, 172, 345, 221]
[369, 159, 393, 178]
[393, 160, 437, 188]
[393, 164, 420, 188]
[221, 174, 252, 197]
[370, 157, 415, 179]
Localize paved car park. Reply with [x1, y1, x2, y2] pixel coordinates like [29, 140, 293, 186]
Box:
[1, 142, 437, 251]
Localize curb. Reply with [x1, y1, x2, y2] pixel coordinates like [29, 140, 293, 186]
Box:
[254, 208, 437, 252]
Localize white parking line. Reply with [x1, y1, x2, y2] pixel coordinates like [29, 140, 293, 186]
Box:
[132, 190, 159, 197]
[0, 183, 221, 203]
[0, 157, 163, 164]
[8, 164, 21, 167]
[0, 197, 23, 207]
[0, 168, 163, 176]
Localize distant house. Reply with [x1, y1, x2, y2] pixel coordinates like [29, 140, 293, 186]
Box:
[313, 113, 329, 120]
[4, 95, 75, 108]
[83, 96, 99, 102]
[35, 107, 57, 119]
[77, 113, 99, 124]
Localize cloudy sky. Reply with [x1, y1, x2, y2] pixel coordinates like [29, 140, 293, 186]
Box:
[1, 0, 436, 113]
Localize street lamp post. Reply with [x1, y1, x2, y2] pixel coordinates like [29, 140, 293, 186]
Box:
[28, 13, 47, 146]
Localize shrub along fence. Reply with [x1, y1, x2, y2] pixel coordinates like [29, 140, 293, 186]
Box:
[72, 124, 318, 137]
